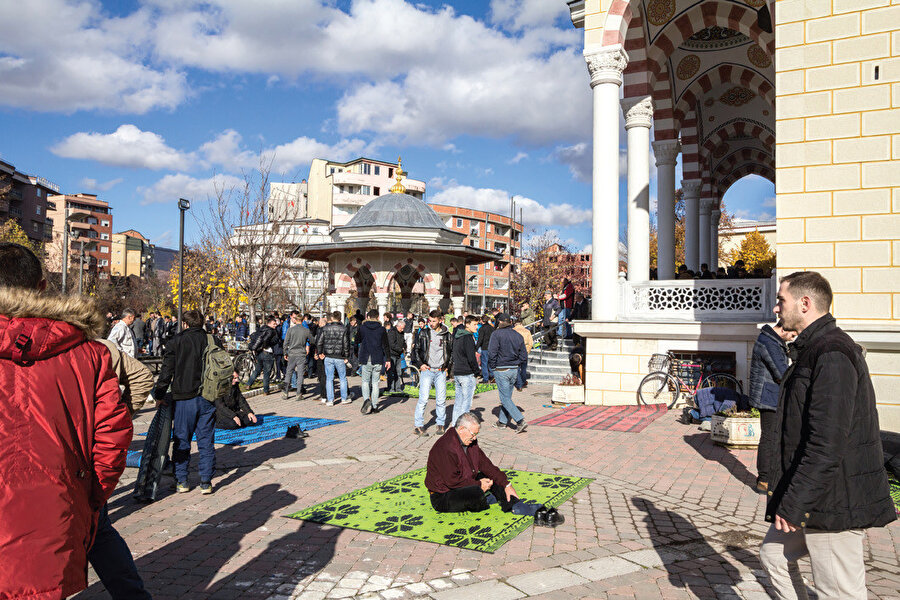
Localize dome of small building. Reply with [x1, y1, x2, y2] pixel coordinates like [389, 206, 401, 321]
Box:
[341, 192, 447, 230]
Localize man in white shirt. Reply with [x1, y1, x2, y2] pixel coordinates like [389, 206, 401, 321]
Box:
[107, 308, 137, 357]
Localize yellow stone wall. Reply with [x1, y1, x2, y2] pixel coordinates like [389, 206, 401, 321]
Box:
[776, 0, 900, 323]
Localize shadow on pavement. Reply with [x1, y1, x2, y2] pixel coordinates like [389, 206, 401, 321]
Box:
[80, 484, 339, 600]
[684, 432, 758, 490]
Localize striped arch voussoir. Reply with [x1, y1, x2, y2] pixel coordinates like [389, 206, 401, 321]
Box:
[384, 260, 439, 295]
[335, 260, 375, 295]
[674, 65, 774, 129]
[718, 164, 775, 193]
[702, 121, 775, 165]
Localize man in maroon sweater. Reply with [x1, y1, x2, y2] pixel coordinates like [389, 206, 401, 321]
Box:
[424, 413, 563, 525]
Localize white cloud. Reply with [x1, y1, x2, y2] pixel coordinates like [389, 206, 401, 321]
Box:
[154, 229, 174, 247]
[139, 173, 243, 205]
[80, 177, 124, 192]
[762, 196, 776, 208]
[553, 143, 591, 183]
[442, 143, 461, 154]
[430, 185, 591, 227]
[51, 125, 194, 170]
[198, 130, 258, 171]
[490, 0, 569, 31]
[507, 152, 528, 165]
[0, 0, 187, 113]
[581, 244, 592, 253]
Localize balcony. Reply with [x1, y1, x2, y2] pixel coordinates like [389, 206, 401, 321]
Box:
[9, 206, 22, 218]
[0, 198, 8, 213]
[619, 278, 776, 323]
[9, 189, 23, 202]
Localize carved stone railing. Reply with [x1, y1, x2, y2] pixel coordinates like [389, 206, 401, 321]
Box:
[620, 277, 776, 322]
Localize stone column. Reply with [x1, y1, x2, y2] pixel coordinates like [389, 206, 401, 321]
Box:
[399, 295, 413, 313]
[709, 207, 721, 270]
[328, 293, 350, 319]
[652, 140, 680, 279]
[451, 296, 464, 316]
[354, 295, 368, 315]
[699, 197, 713, 270]
[621, 96, 653, 282]
[585, 45, 628, 319]
[374, 292, 389, 318]
[681, 179, 702, 272]
[424, 294, 443, 313]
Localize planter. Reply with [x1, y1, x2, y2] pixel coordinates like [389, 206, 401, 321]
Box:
[552, 384, 584, 405]
[711, 415, 761, 447]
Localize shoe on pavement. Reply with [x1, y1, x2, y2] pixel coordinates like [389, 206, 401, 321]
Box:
[361, 399, 373, 415]
[414, 427, 429, 437]
[492, 420, 506, 429]
[435, 425, 445, 435]
[176, 481, 190, 493]
[545, 507, 564, 527]
[515, 420, 528, 434]
[199, 482, 213, 495]
[326, 401, 334, 407]
[285, 424, 302, 439]
[699, 420, 711, 431]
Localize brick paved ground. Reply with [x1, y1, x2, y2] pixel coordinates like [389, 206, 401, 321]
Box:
[74, 379, 900, 600]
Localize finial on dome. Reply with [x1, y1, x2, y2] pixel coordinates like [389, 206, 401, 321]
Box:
[390, 156, 406, 193]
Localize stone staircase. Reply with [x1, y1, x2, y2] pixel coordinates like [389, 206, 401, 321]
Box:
[527, 337, 576, 384]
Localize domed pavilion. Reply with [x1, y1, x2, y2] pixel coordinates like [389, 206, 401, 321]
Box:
[297, 160, 502, 317]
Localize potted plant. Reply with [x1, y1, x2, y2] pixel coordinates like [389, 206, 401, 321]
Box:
[711, 407, 761, 447]
[552, 374, 584, 405]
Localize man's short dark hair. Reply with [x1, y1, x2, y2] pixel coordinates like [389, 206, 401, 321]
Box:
[290, 310, 300, 317]
[0, 243, 42, 289]
[780, 271, 833, 312]
[183, 310, 204, 329]
[266, 315, 278, 325]
[367, 309, 379, 319]
[481, 314, 491, 323]
[331, 310, 342, 321]
[465, 315, 479, 326]
[303, 313, 312, 321]
[429, 309, 442, 319]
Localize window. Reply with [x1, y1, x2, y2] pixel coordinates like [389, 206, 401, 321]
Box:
[456, 218, 463, 228]
[330, 167, 336, 174]
[374, 187, 380, 196]
[100, 259, 109, 267]
[362, 163, 371, 175]
[469, 225, 479, 237]
[101, 220, 109, 227]
[360, 185, 371, 195]
[493, 278, 508, 290]
[100, 233, 109, 240]
[467, 276, 479, 291]
[469, 239, 478, 247]
[494, 261, 505, 272]
[36, 189, 42, 197]
[486, 223, 491, 233]
[35, 205, 41, 215]
[32, 222, 39, 232]
[388, 168, 394, 178]
[468, 265, 478, 272]
[374, 166, 380, 175]
[100, 246, 109, 253]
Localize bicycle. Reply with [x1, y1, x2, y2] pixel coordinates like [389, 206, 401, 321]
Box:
[637, 352, 742, 409]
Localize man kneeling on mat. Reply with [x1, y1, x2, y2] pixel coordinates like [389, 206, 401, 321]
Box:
[424, 412, 563, 527]
[215, 371, 259, 430]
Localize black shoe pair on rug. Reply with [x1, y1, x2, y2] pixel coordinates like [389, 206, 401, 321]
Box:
[360, 399, 381, 415]
[534, 506, 565, 527]
[285, 425, 308, 439]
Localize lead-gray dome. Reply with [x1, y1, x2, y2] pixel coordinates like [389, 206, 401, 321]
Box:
[341, 192, 447, 230]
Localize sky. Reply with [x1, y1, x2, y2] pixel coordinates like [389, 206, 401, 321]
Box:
[0, 0, 774, 252]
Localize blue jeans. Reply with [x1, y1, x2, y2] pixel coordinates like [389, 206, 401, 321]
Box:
[88, 503, 151, 599]
[416, 368, 447, 428]
[557, 307, 570, 338]
[516, 359, 528, 388]
[452, 374, 476, 426]
[479, 351, 492, 383]
[494, 368, 524, 425]
[248, 352, 275, 393]
[324, 357, 348, 404]
[173, 396, 216, 483]
[360, 360, 382, 408]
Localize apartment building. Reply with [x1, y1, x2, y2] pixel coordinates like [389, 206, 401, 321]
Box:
[111, 229, 155, 278]
[47, 193, 113, 278]
[0, 159, 55, 245]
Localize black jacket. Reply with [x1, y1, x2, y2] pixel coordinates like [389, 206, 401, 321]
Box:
[387, 327, 406, 358]
[451, 328, 479, 376]
[315, 322, 349, 359]
[357, 321, 390, 365]
[154, 327, 224, 401]
[572, 299, 590, 321]
[542, 299, 560, 328]
[413, 325, 452, 371]
[215, 384, 253, 424]
[765, 315, 896, 531]
[748, 325, 789, 411]
[475, 323, 493, 352]
[249, 325, 278, 354]
[487, 324, 527, 370]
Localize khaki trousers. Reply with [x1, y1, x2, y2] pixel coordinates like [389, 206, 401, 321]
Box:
[759, 524, 866, 600]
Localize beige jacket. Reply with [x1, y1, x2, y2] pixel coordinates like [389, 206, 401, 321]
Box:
[98, 339, 155, 415]
[513, 323, 534, 352]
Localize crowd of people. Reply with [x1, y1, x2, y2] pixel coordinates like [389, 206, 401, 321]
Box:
[1, 238, 895, 600]
[647, 259, 774, 281]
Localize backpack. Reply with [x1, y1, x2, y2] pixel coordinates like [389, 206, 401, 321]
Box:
[200, 334, 234, 402]
[248, 328, 265, 353]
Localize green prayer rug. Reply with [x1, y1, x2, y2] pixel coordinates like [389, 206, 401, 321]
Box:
[395, 382, 498, 398]
[889, 476, 900, 515]
[286, 468, 592, 552]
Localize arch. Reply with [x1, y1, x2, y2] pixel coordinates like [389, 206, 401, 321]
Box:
[443, 263, 464, 297]
[701, 118, 775, 165]
[718, 164, 775, 193]
[673, 63, 774, 128]
[383, 258, 439, 295]
[712, 147, 774, 182]
[335, 258, 376, 295]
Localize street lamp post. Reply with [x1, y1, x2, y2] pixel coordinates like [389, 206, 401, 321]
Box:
[61, 206, 70, 293]
[78, 237, 85, 295]
[177, 198, 191, 333]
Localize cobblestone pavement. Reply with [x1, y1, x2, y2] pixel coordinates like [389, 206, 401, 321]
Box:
[74, 379, 900, 600]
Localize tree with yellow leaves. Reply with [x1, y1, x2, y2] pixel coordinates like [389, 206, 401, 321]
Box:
[732, 229, 776, 273]
[0, 219, 40, 253]
[168, 245, 247, 320]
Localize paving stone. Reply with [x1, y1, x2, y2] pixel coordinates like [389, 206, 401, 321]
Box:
[430, 580, 525, 600]
[619, 548, 688, 568]
[505, 567, 590, 595]
[562, 557, 643, 581]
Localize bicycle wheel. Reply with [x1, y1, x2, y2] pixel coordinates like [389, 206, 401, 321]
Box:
[637, 372, 680, 408]
[700, 373, 743, 393]
[235, 353, 255, 382]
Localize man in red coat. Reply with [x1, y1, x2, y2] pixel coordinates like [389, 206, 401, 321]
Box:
[0, 243, 133, 600]
[424, 413, 563, 526]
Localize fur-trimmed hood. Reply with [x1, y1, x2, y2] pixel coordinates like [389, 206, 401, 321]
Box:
[0, 286, 107, 362]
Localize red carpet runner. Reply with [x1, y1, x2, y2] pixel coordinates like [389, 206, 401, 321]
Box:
[531, 404, 668, 433]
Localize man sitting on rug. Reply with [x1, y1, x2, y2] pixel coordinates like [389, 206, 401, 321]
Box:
[215, 371, 259, 430]
[424, 413, 563, 527]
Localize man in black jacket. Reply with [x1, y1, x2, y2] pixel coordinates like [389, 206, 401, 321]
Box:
[357, 309, 391, 414]
[760, 271, 895, 599]
[487, 313, 528, 434]
[412, 310, 452, 436]
[246, 316, 279, 395]
[153, 309, 224, 494]
[315, 311, 350, 406]
[475, 315, 494, 384]
[451, 315, 480, 425]
[387, 319, 407, 393]
[215, 372, 258, 429]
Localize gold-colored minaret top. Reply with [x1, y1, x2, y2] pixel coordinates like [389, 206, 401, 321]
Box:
[389, 156, 406, 193]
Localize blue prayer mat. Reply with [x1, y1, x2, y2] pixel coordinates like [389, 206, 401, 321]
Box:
[136, 414, 346, 447]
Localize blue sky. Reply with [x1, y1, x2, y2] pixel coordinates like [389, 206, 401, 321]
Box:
[0, 0, 773, 251]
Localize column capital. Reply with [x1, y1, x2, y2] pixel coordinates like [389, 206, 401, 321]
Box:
[584, 45, 628, 88]
[681, 179, 702, 197]
[700, 197, 716, 212]
[652, 139, 681, 166]
[709, 207, 722, 221]
[621, 96, 654, 129]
